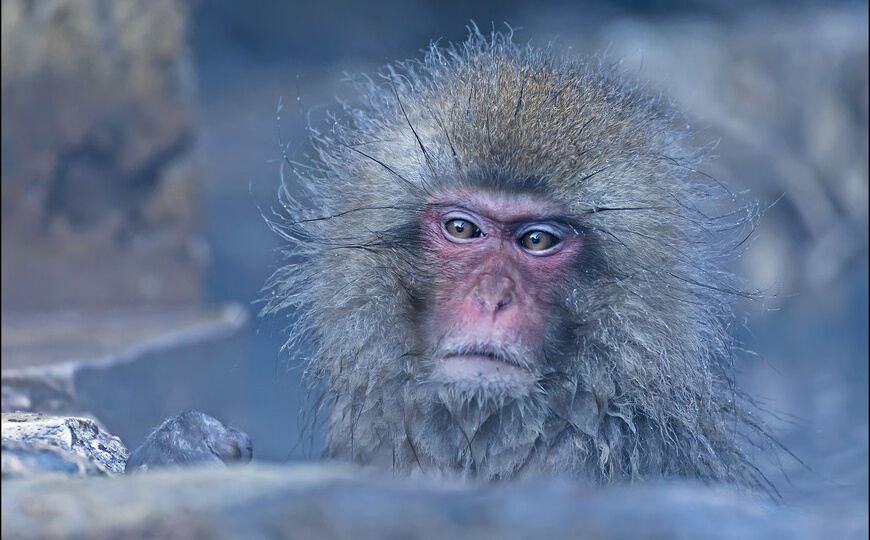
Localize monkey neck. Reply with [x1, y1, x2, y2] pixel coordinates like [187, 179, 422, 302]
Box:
[324, 374, 577, 480]
[322, 364, 762, 487]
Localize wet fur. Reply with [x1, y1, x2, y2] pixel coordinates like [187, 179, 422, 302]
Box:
[265, 28, 772, 492]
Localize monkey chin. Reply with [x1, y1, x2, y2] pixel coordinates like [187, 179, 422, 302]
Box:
[429, 354, 538, 401]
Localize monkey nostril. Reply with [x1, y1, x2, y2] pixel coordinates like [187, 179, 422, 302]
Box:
[493, 277, 515, 311]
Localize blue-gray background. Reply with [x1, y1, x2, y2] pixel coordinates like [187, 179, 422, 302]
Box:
[4, 0, 866, 512]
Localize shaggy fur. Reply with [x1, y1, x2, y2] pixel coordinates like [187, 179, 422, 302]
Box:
[265, 28, 771, 492]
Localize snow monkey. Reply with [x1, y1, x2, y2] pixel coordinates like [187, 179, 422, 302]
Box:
[127, 28, 771, 493]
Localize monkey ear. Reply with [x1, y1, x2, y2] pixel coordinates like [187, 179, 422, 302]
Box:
[552, 391, 600, 438]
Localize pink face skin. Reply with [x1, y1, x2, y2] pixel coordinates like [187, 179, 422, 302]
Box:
[421, 190, 583, 394]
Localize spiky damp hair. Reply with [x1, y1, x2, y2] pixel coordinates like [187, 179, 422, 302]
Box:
[264, 26, 774, 494]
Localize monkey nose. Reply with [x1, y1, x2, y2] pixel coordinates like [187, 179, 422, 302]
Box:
[472, 275, 515, 314]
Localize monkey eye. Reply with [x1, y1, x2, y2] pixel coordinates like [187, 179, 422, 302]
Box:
[519, 230, 559, 251]
[444, 219, 482, 240]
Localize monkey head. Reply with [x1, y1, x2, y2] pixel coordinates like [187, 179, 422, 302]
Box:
[266, 28, 771, 491]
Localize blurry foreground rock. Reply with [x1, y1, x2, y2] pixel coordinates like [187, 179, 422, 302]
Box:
[1, 412, 128, 478]
[1, 464, 864, 540]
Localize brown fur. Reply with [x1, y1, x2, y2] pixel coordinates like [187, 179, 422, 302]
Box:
[265, 28, 772, 492]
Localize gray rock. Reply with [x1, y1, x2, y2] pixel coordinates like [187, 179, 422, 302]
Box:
[1, 464, 864, 540]
[125, 410, 252, 473]
[1, 412, 128, 478]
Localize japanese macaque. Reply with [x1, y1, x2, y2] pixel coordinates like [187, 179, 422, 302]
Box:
[129, 29, 770, 492]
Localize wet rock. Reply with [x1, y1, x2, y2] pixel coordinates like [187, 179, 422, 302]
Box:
[1, 412, 128, 478]
[125, 410, 253, 473]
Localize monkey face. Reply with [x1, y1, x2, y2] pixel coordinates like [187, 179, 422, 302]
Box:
[420, 189, 583, 398]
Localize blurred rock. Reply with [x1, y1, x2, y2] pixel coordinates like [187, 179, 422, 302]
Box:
[1, 464, 864, 540]
[1, 412, 128, 478]
[0, 0, 203, 311]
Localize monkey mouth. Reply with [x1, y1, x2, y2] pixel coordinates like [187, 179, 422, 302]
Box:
[431, 345, 537, 391]
[445, 345, 516, 364]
